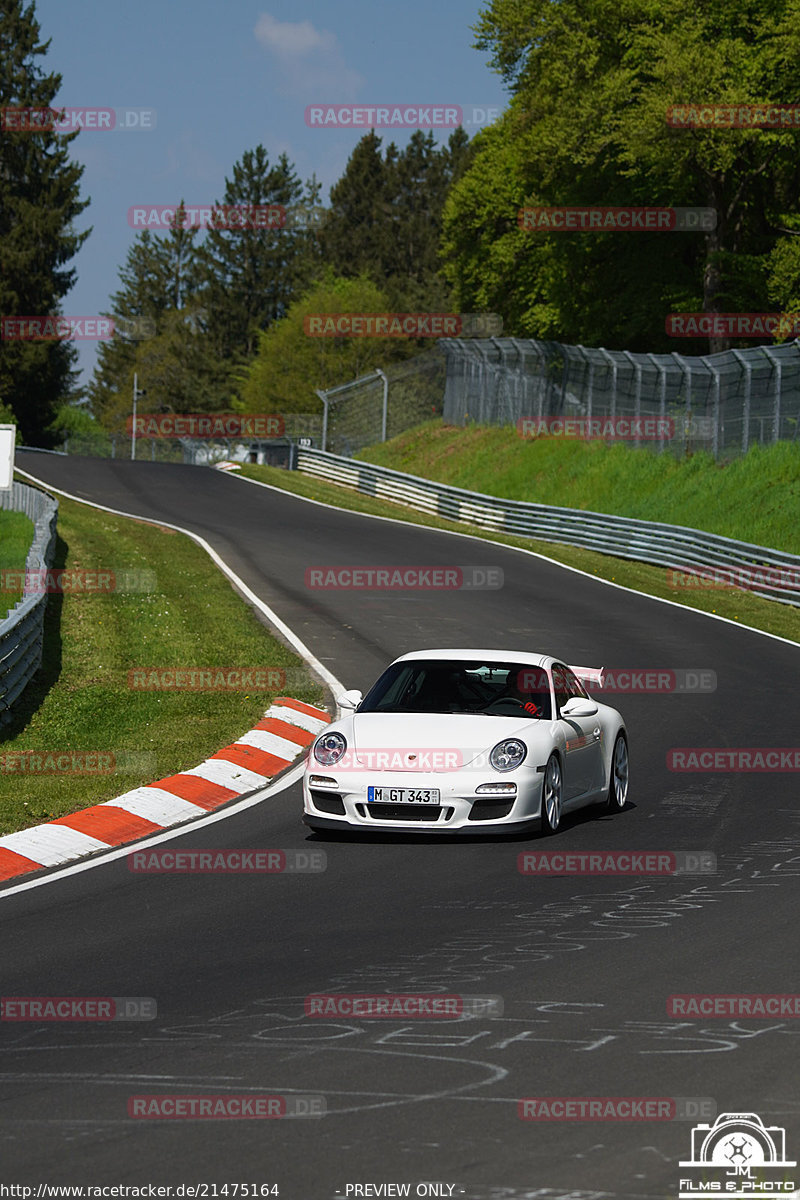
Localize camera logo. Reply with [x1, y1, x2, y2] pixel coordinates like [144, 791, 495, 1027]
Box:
[679, 1112, 796, 1198]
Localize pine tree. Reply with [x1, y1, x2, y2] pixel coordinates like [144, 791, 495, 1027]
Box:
[89, 204, 203, 422]
[320, 132, 394, 281]
[320, 129, 473, 312]
[0, 0, 90, 443]
[198, 146, 307, 364]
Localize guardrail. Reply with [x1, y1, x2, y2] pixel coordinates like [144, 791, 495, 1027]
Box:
[296, 448, 800, 608]
[0, 482, 59, 722]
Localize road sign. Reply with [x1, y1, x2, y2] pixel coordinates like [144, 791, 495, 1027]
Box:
[0, 424, 15, 491]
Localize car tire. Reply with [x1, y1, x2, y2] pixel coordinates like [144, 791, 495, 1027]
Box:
[606, 732, 629, 812]
[541, 753, 562, 835]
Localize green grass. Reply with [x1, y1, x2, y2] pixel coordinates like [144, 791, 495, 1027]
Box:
[0, 489, 326, 836]
[0, 510, 35, 615]
[236, 459, 800, 645]
[356, 421, 800, 554]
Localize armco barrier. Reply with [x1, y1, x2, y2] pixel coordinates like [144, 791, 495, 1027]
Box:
[295, 448, 800, 607]
[0, 482, 59, 721]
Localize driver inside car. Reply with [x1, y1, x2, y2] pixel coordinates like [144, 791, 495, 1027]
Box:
[492, 667, 550, 717]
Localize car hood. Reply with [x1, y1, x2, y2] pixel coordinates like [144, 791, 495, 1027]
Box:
[349, 711, 543, 771]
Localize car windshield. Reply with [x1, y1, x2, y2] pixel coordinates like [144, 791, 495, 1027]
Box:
[358, 660, 552, 719]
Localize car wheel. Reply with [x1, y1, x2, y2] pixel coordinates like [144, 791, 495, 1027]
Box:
[541, 753, 562, 835]
[607, 733, 629, 812]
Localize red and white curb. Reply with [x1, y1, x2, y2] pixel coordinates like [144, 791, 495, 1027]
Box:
[0, 697, 330, 883]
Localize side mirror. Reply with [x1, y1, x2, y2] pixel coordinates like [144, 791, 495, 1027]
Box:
[337, 689, 363, 712]
[560, 697, 598, 718]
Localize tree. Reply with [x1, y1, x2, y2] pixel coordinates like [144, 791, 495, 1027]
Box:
[93, 309, 232, 436]
[441, 0, 800, 352]
[89, 205, 206, 423]
[0, 0, 90, 443]
[198, 146, 310, 364]
[48, 400, 110, 452]
[320, 132, 395, 284]
[237, 272, 416, 414]
[321, 129, 474, 313]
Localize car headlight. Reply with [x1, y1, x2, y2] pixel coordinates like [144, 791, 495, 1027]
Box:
[313, 731, 347, 766]
[489, 738, 527, 772]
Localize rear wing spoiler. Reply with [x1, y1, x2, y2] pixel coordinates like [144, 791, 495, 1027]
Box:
[569, 664, 605, 690]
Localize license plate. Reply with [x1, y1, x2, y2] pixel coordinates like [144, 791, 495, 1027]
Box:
[367, 786, 440, 804]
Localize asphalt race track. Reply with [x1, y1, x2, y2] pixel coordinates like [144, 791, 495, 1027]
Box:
[3, 452, 799, 1199]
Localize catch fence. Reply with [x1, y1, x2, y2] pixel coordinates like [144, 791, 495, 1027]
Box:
[438, 338, 800, 459]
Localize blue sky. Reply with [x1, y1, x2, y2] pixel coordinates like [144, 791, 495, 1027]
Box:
[32, 0, 508, 389]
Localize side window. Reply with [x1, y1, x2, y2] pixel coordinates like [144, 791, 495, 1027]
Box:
[562, 666, 589, 700]
[552, 665, 570, 716]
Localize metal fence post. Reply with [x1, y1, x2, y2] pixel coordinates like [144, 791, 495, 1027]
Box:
[730, 349, 752, 454]
[646, 354, 667, 453]
[598, 349, 617, 420]
[375, 369, 388, 441]
[509, 338, 526, 426]
[316, 389, 329, 453]
[700, 356, 721, 459]
[573, 345, 594, 428]
[671, 353, 692, 448]
[622, 351, 642, 447]
[586, 352, 595, 427]
[761, 347, 782, 442]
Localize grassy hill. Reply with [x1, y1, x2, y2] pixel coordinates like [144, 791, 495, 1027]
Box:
[357, 422, 800, 554]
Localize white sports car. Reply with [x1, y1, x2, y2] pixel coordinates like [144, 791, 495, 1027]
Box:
[303, 649, 629, 836]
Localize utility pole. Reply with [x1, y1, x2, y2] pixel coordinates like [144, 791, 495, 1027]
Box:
[131, 374, 146, 460]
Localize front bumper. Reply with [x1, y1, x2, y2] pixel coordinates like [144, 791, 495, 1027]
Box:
[302, 812, 542, 837]
[303, 767, 544, 833]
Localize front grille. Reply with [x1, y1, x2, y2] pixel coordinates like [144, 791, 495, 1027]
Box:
[310, 792, 345, 815]
[361, 803, 444, 822]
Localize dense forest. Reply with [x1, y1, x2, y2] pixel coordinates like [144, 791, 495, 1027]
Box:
[2, 0, 799, 444]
